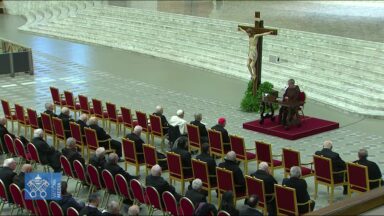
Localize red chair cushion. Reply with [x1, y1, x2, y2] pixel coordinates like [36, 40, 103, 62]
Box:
[273, 159, 282, 167]
[11, 114, 17, 120]
[103, 112, 109, 118]
[61, 100, 67, 105]
[246, 152, 256, 160]
[133, 121, 138, 127]
[75, 104, 81, 109]
[301, 166, 313, 176]
[25, 153, 32, 161]
[118, 116, 123, 122]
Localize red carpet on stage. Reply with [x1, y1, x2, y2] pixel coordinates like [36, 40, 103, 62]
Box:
[243, 116, 339, 140]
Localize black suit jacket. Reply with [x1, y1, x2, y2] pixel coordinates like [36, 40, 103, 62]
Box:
[251, 169, 278, 195]
[13, 172, 26, 190]
[57, 193, 84, 214]
[79, 205, 102, 216]
[282, 177, 310, 211]
[185, 189, 207, 207]
[196, 153, 217, 177]
[0, 124, 15, 153]
[218, 159, 245, 186]
[153, 112, 169, 128]
[89, 124, 111, 141]
[62, 147, 85, 168]
[76, 119, 88, 135]
[125, 133, 144, 154]
[58, 113, 74, 132]
[355, 158, 383, 189]
[173, 147, 192, 168]
[190, 120, 208, 138]
[44, 110, 58, 118]
[0, 166, 17, 202]
[315, 148, 346, 172]
[103, 161, 134, 181]
[32, 137, 55, 164]
[90, 155, 107, 174]
[239, 205, 263, 216]
[146, 175, 177, 198]
[211, 124, 229, 143]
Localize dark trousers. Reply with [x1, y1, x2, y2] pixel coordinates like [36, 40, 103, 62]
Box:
[266, 196, 277, 216]
[278, 106, 297, 126]
[100, 139, 122, 158]
[46, 150, 62, 172]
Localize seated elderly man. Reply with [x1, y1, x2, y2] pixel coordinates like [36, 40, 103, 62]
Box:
[88, 117, 122, 160]
[239, 194, 263, 216]
[128, 205, 140, 216]
[153, 105, 169, 134]
[196, 143, 217, 184]
[90, 147, 107, 173]
[218, 151, 246, 194]
[251, 162, 277, 215]
[126, 125, 167, 169]
[146, 164, 182, 201]
[354, 149, 383, 189]
[185, 179, 207, 207]
[315, 140, 347, 194]
[0, 158, 17, 203]
[104, 153, 139, 182]
[32, 129, 62, 172]
[102, 200, 122, 216]
[190, 113, 208, 143]
[58, 107, 74, 138]
[62, 137, 85, 169]
[0, 117, 29, 154]
[282, 166, 315, 214]
[58, 181, 85, 214]
[211, 117, 231, 152]
[44, 102, 58, 118]
[13, 164, 32, 190]
[76, 114, 89, 135]
[169, 109, 188, 135]
[173, 137, 193, 177]
[79, 193, 102, 216]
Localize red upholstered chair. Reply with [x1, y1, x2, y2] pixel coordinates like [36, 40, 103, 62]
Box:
[229, 135, 256, 174]
[9, 183, 24, 215]
[64, 90, 80, 119]
[70, 122, 85, 158]
[313, 155, 347, 203]
[218, 210, 231, 216]
[135, 111, 151, 143]
[179, 197, 194, 216]
[52, 117, 67, 148]
[35, 199, 50, 216]
[216, 167, 246, 206]
[14, 138, 31, 170]
[92, 98, 108, 127]
[50, 201, 64, 216]
[50, 86, 66, 112]
[4, 134, 16, 157]
[255, 141, 282, 175]
[115, 174, 132, 205]
[130, 179, 148, 206]
[14, 104, 30, 137]
[106, 102, 122, 136]
[208, 129, 226, 159]
[78, 94, 92, 115]
[67, 207, 79, 216]
[245, 175, 269, 215]
[192, 159, 217, 203]
[347, 162, 380, 195]
[87, 164, 104, 198]
[84, 127, 112, 162]
[282, 148, 313, 178]
[102, 169, 117, 207]
[275, 184, 312, 215]
[186, 124, 201, 153]
[120, 106, 136, 135]
[61, 155, 75, 183]
[73, 160, 88, 197]
[149, 114, 166, 150]
[162, 191, 179, 216]
[122, 138, 145, 174]
[27, 143, 49, 171]
[167, 152, 193, 194]
[146, 186, 163, 215]
[22, 189, 36, 215]
[41, 113, 56, 144]
[1, 99, 17, 132]
[0, 180, 9, 214]
[143, 144, 167, 175]
[298, 91, 306, 118]
[26, 108, 39, 140]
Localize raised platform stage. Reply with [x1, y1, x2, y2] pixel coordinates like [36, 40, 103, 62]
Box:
[243, 116, 339, 140]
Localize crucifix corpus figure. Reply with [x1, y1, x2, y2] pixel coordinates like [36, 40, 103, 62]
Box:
[238, 12, 277, 95]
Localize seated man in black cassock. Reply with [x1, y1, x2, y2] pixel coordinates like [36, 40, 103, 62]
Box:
[103, 153, 139, 182]
[153, 105, 169, 134]
[0, 117, 29, 153]
[58, 107, 74, 138]
[211, 117, 231, 152]
[32, 129, 62, 172]
[196, 143, 217, 185]
[354, 149, 383, 189]
[218, 151, 246, 194]
[76, 114, 89, 135]
[278, 79, 301, 127]
[62, 137, 86, 170]
[172, 137, 193, 177]
[190, 113, 208, 143]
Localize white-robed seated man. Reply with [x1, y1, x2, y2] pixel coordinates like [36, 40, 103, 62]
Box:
[169, 109, 187, 135]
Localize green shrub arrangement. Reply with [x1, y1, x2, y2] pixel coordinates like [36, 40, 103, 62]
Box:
[240, 81, 275, 112]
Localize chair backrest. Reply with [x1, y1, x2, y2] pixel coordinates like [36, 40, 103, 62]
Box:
[15, 104, 27, 124]
[78, 94, 90, 114]
[122, 138, 137, 164]
[14, 138, 27, 159]
[229, 135, 246, 160]
[186, 124, 201, 149]
[135, 111, 149, 131]
[120, 106, 133, 128]
[52, 117, 65, 138]
[130, 179, 146, 204]
[70, 122, 82, 144]
[10, 183, 24, 208]
[282, 148, 301, 174]
[106, 102, 118, 121]
[192, 159, 210, 188]
[255, 141, 273, 165]
[313, 155, 333, 183]
[179, 197, 195, 216]
[274, 184, 298, 215]
[1, 99, 13, 119]
[22, 189, 36, 215]
[102, 169, 117, 193]
[4, 134, 16, 155]
[146, 186, 162, 210]
[50, 86, 62, 106]
[67, 207, 79, 216]
[245, 175, 266, 208]
[87, 164, 102, 189]
[299, 91, 306, 104]
[64, 90, 76, 109]
[217, 210, 231, 216]
[143, 144, 158, 169]
[347, 162, 369, 192]
[60, 155, 74, 178]
[149, 114, 163, 136]
[167, 152, 183, 179]
[84, 127, 98, 151]
[115, 174, 131, 200]
[0, 180, 8, 202]
[27, 143, 40, 163]
[41, 113, 54, 135]
[208, 129, 224, 156]
[27, 108, 39, 128]
[216, 167, 235, 194]
[35, 199, 50, 216]
[162, 191, 178, 216]
[50, 201, 64, 216]
[73, 160, 87, 183]
[92, 98, 104, 118]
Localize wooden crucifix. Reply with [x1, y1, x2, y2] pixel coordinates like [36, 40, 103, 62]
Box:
[238, 12, 278, 95]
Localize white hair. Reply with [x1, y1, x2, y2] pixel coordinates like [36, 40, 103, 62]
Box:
[176, 109, 184, 117]
[128, 205, 140, 216]
[45, 103, 53, 110]
[259, 162, 269, 171]
[33, 129, 44, 138]
[323, 140, 333, 149]
[155, 105, 162, 112]
[133, 125, 142, 134]
[290, 166, 301, 178]
[66, 137, 76, 146]
[88, 117, 98, 125]
[61, 107, 70, 114]
[3, 158, 16, 167]
[151, 164, 162, 176]
[225, 151, 237, 162]
[0, 117, 6, 125]
[108, 153, 119, 163]
[192, 178, 203, 190]
[107, 200, 119, 214]
[95, 147, 105, 157]
[79, 114, 88, 122]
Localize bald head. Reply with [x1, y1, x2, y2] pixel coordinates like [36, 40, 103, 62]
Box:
[225, 151, 237, 162]
[259, 162, 269, 172]
[21, 164, 33, 173]
[323, 140, 333, 149]
[108, 153, 119, 164]
[358, 149, 368, 159]
[95, 147, 105, 157]
[66, 137, 77, 149]
[133, 125, 142, 135]
[0, 117, 6, 126]
[45, 103, 54, 111]
[155, 105, 163, 114]
[61, 107, 70, 115]
[128, 205, 140, 216]
[79, 114, 88, 122]
[151, 164, 162, 176]
[33, 128, 44, 138]
[88, 117, 98, 126]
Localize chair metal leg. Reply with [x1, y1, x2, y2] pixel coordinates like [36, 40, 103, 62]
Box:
[330, 186, 334, 203]
[17, 123, 21, 136]
[136, 165, 140, 176]
[181, 180, 185, 194]
[314, 181, 318, 199]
